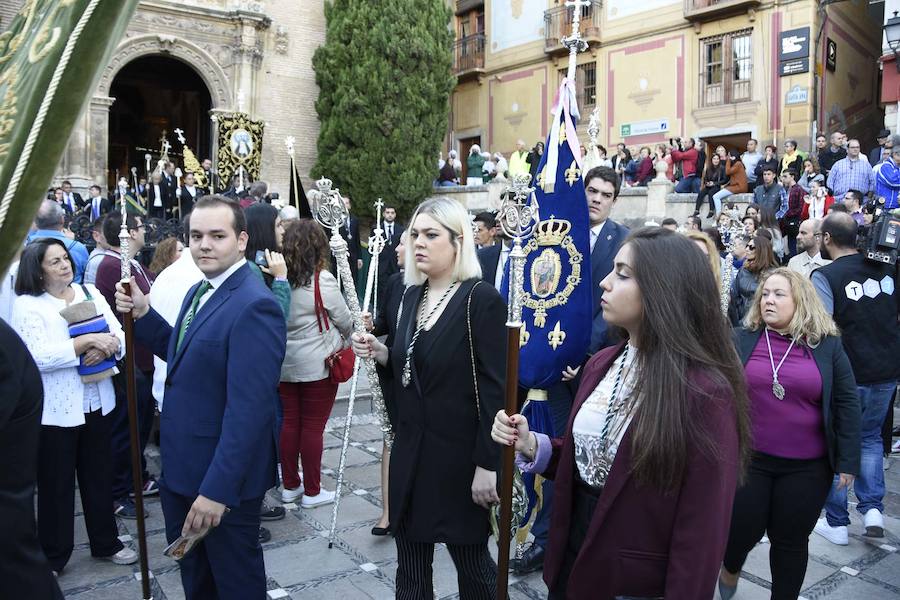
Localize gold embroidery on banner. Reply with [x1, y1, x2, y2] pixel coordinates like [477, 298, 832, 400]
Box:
[519, 325, 530, 347]
[548, 321, 566, 350]
[0, 0, 39, 66]
[522, 223, 584, 328]
[28, 0, 76, 64]
[565, 160, 580, 186]
[559, 122, 567, 145]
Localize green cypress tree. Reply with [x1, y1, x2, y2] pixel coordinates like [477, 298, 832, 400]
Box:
[312, 0, 454, 218]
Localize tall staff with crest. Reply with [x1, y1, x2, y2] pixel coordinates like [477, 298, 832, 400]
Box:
[495, 175, 539, 599]
[308, 179, 393, 548]
[117, 200, 153, 600]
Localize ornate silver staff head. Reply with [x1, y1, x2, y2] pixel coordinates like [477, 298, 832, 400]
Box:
[587, 107, 601, 148]
[118, 185, 131, 281]
[368, 198, 386, 257]
[498, 174, 539, 242]
[309, 178, 348, 235]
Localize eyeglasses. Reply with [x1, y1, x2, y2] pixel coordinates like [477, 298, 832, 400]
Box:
[746, 244, 756, 250]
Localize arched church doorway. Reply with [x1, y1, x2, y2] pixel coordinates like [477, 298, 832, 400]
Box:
[107, 55, 212, 189]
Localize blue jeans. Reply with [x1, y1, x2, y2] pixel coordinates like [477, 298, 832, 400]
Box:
[824, 381, 896, 526]
[675, 174, 700, 194]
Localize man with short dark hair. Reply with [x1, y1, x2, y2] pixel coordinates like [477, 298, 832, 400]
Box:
[661, 217, 678, 231]
[114, 195, 286, 599]
[843, 189, 865, 225]
[472, 211, 497, 249]
[83, 215, 110, 285]
[85, 184, 111, 221]
[60, 180, 84, 214]
[94, 212, 157, 519]
[672, 138, 701, 193]
[827, 139, 874, 201]
[742, 138, 763, 191]
[377, 205, 404, 301]
[781, 169, 805, 256]
[683, 215, 702, 231]
[753, 167, 784, 215]
[812, 212, 900, 546]
[25, 199, 89, 283]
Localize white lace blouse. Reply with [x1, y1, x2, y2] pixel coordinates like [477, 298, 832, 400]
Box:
[572, 344, 639, 489]
[11, 284, 124, 427]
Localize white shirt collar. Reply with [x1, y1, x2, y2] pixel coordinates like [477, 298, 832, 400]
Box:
[590, 221, 607, 237]
[206, 258, 247, 290]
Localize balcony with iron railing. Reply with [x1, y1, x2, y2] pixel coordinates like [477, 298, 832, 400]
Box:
[684, 0, 760, 22]
[697, 70, 752, 108]
[453, 33, 486, 79]
[544, 1, 602, 55]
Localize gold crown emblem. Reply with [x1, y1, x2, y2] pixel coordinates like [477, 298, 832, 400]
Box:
[534, 215, 571, 246]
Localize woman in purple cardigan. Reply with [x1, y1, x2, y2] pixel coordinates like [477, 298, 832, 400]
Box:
[719, 268, 860, 600]
[492, 227, 751, 599]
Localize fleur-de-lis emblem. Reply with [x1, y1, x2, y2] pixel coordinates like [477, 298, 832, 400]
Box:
[548, 321, 566, 350]
[520, 325, 530, 347]
[559, 122, 567, 145]
[565, 161, 580, 186]
[536, 168, 545, 187]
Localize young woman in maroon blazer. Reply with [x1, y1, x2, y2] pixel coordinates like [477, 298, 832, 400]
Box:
[493, 227, 751, 599]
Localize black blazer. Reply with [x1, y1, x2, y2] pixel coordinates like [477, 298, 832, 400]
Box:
[590, 220, 629, 353]
[0, 321, 63, 599]
[735, 328, 861, 474]
[374, 271, 407, 428]
[387, 279, 506, 544]
[81, 196, 112, 219]
[477, 243, 502, 287]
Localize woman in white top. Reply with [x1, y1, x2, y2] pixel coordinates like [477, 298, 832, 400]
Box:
[278, 220, 353, 508]
[11, 238, 137, 574]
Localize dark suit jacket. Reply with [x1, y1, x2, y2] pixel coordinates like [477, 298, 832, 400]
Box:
[0, 321, 62, 599]
[135, 263, 287, 506]
[589, 220, 628, 353]
[82, 196, 112, 220]
[374, 271, 406, 427]
[735, 328, 860, 474]
[388, 279, 505, 544]
[477, 244, 502, 288]
[339, 216, 362, 283]
[179, 185, 200, 216]
[376, 223, 403, 299]
[541, 343, 741, 599]
[147, 183, 174, 215]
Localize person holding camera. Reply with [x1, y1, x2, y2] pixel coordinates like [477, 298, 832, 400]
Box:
[671, 137, 702, 193]
[811, 212, 900, 545]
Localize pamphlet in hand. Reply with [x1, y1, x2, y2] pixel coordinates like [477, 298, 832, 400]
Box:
[163, 527, 212, 561]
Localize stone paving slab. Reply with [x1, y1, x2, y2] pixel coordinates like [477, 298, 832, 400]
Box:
[57, 405, 900, 599]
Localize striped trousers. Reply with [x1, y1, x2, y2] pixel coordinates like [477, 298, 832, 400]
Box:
[394, 524, 499, 600]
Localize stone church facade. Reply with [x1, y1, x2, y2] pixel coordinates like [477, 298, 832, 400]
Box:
[1, 0, 325, 196]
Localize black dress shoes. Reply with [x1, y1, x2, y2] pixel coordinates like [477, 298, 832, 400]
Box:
[509, 543, 545, 574]
[258, 527, 272, 544]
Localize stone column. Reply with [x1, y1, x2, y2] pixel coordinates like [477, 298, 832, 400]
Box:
[58, 108, 92, 194]
[88, 96, 115, 189]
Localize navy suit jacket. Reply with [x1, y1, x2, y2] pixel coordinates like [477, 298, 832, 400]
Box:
[135, 263, 286, 507]
[477, 244, 502, 287]
[589, 220, 628, 353]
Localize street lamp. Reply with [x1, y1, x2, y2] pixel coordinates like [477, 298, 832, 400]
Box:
[886, 11, 900, 73]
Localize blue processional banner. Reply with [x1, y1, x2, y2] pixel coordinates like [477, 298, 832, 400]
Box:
[503, 78, 592, 390]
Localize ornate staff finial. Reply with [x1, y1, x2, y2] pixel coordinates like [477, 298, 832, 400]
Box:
[174, 128, 186, 145]
[563, 0, 590, 79]
[119, 181, 131, 281]
[587, 107, 601, 147]
[309, 177, 347, 235]
[499, 174, 540, 327]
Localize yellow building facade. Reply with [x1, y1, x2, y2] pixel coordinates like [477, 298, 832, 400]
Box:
[449, 0, 884, 172]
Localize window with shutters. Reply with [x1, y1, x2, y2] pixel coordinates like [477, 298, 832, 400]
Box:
[700, 30, 752, 107]
[558, 63, 597, 110]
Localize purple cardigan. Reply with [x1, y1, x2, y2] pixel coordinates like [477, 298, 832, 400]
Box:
[538, 343, 741, 599]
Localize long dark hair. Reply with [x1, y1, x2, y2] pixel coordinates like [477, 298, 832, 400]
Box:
[282, 219, 331, 288]
[15, 238, 73, 296]
[244, 203, 279, 285]
[746, 233, 778, 274]
[622, 227, 750, 490]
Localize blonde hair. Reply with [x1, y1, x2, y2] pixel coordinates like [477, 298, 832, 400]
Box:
[744, 267, 839, 346]
[404, 197, 482, 286]
[684, 230, 721, 292]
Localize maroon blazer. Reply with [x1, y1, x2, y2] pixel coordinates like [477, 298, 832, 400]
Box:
[542, 343, 741, 599]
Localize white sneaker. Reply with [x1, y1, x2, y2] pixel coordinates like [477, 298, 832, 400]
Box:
[101, 547, 138, 565]
[814, 518, 849, 545]
[301, 488, 336, 508]
[892, 439, 900, 454]
[864, 508, 885, 538]
[281, 486, 303, 503]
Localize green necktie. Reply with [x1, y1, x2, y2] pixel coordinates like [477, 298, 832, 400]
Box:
[176, 280, 212, 352]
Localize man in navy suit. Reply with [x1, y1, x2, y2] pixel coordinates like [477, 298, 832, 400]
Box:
[115, 195, 286, 600]
[511, 165, 629, 574]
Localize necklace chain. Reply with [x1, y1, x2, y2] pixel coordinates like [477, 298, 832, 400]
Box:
[600, 344, 632, 443]
[765, 328, 796, 400]
[401, 281, 458, 387]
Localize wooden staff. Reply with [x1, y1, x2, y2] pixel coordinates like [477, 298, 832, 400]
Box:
[117, 200, 153, 600]
[496, 174, 539, 599]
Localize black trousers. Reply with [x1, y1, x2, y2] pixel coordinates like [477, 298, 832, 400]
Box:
[394, 522, 499, 600]
[722, 452, 833, 600]
[110, 368, 155, 500]
[548, 479, 600, 600]
[694, 185, 721, 214]
[37, 410, 123, 572]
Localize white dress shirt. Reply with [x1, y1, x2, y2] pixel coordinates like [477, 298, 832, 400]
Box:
[589, 221, 607, 253]
[11, 284, 124, 427]
[787, 251, 831, 277]
[494, 244, 511, 291]
[153, 184, 163, 207]
[149, 250, 204, 410]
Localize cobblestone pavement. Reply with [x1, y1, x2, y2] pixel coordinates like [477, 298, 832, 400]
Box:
[59, 396, 900, 599]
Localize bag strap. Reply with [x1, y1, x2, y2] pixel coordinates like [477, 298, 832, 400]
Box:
[466, 281, 482, 420]
[79, 284, 93, 301]
[313, 271, 330, 333]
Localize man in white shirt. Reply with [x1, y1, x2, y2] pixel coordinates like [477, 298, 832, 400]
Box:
[742, 138, 763, 191]
[148, 247, 203, 411]
[787, 218, 831, 277]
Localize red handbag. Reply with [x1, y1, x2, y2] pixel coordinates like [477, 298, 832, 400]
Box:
[314, 271, 355, 383]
